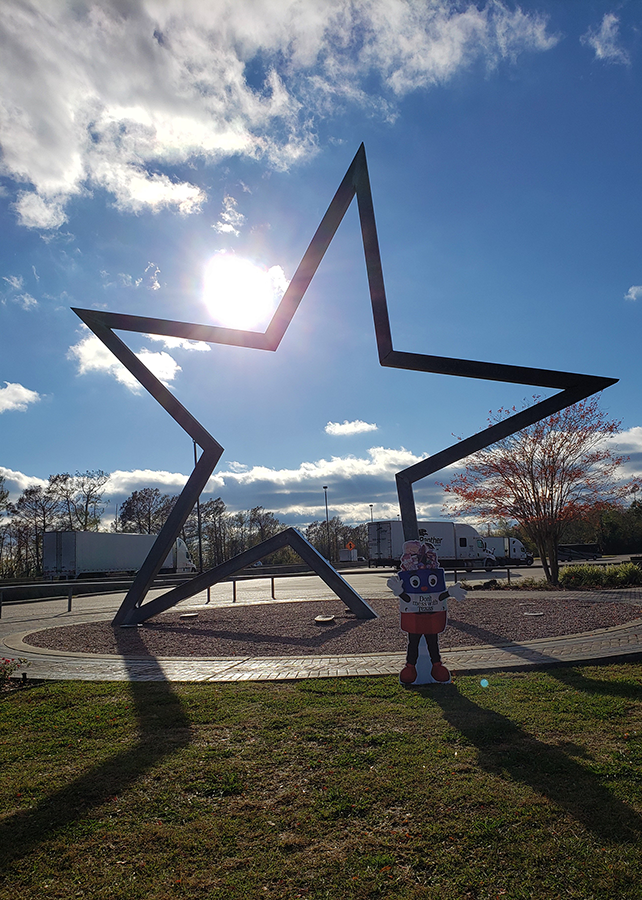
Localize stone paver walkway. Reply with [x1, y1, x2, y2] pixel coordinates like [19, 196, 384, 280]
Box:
[2, 584, 642, 683]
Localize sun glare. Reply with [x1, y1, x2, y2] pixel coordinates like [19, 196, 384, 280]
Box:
[202, 254, 288, 330]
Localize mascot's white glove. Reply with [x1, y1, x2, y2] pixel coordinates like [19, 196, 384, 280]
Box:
[448, 582, 467, 603]
[387, 574, 404, 597]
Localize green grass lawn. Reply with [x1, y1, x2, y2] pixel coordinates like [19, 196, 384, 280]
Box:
[1, 664, 642, 899]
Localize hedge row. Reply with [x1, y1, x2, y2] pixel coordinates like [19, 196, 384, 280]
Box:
[559, 562, 642, 589]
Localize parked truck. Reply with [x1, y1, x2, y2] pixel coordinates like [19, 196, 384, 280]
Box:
[484, 536, 533, 567]
[556, 543, 601, 561]
[367, 520, 496, 571]
[43, 531, 196, 579]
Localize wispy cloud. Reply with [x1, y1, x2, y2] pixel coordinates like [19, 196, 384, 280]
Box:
[625, 285, 642, 302]
[118, 273, 143, 289]
[144, 262, 161, 291]
[325, 419, 378, 436]
[2, 273, 38, 308]
[213, 195, 245, 236]
[15, 292, 38, 310]
[0, 382, 41, 413]
[581, 13, 629, 65]
[114, 262, 161, 290]
[0, 0, 557, 229]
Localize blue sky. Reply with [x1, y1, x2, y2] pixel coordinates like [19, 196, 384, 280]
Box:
[1, 0, 642, 529]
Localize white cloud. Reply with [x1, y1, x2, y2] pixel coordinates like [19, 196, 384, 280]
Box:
[106, 468, 190, 496]
[581, 13, 629, 65]
[0, 382, 41, 413]
[0, 466, 47, 502]
[76, 445, 441, 524]
[14, 191, 69, 229]
[118, 272, 143, 288]
[2, 275, 23, 291]
[613, 426, 642, 451]
[146, 334, 210, 352]
[68, 333, 181, 390]
[625, 285, 642, 302]
[0, 0, 557, 228]
[325, 419, 378, 436]
[1, 449, 451, 525]
[599, 427, 642, 486]
[15, 293, 38, 310]
[144, 262, 161, 291]
[116, 262, 161, 290]
[213, 194, 245, 236]
[1, 274, 38, 309]
[218, 445, 424, 487]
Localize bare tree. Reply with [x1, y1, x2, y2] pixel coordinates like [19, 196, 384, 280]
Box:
[7, 484, 59, 573]
[118, 487, 174, 534]
[48, 470, 110, 531]
[0, 474, 8, 512]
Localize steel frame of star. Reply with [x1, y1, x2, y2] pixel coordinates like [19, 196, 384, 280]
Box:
[73, 144, 617, 627]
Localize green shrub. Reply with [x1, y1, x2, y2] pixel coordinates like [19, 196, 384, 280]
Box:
[559, 565, 600, 589]
[606, 561, 642, 586]
[559, 562, 642, 589]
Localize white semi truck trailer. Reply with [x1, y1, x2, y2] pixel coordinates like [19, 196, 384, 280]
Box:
[368, 520, 495, 571]
[483, 536, 534, 567]
[43, 531, 196, 579]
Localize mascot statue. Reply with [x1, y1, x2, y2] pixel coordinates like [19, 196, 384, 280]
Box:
[387, 539, 466, 685]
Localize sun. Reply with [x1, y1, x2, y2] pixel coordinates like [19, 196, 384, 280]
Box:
[202, 253, 288, 330]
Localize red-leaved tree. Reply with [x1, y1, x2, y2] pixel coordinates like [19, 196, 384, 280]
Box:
[442, 396, 635, 584]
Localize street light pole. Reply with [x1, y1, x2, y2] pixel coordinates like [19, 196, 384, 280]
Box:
[323, 485, 330, 562]
[369, 504, 373, 522]
[194, 440, 203, 574]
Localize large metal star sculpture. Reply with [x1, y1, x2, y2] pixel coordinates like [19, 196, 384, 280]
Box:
[73, 144, 617, 627]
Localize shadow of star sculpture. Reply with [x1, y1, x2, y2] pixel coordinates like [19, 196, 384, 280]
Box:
[73, 144, 617, 627]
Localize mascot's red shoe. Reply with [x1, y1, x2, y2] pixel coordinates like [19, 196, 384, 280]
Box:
[399, 664, 417, 685]
[430, 662, 451, 683]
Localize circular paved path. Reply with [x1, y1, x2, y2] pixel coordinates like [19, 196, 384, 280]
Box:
[2, 580, 642, 683]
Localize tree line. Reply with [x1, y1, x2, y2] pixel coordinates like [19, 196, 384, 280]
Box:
[0, 473, 368, 579]
[0, 471, 109, 577]
[6, 395, 635, 585]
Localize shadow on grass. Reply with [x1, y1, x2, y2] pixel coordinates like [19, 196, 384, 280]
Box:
[416, 619, 642, 843]
[422, 680, 642, 842]
[448, 616, 642, 700]
[548, 662, 642, 702]
[0, 627, 191, 867]
[419, 685, 642, 843]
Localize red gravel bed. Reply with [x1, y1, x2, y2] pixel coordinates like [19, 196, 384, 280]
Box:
[26, 596, 642, 658]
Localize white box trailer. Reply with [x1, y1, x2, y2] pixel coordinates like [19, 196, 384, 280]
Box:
[484, 536, 533, 567]
[368, 520, 496, 571]
[43, 531, 196, 579]
[338, 548, 358, 562]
